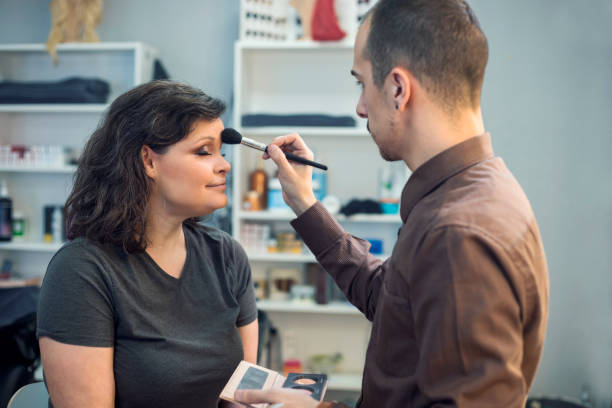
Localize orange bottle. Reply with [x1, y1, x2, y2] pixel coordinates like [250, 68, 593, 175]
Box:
[249, 159, 268, 210]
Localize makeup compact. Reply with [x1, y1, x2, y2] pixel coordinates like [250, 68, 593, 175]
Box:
[220, 360, 328, 408]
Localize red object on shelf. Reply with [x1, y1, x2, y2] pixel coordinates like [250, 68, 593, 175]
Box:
[282, 359, 303, 377]
[312, 0, 346, 41]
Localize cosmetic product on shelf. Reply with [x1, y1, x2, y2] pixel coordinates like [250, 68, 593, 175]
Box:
[0, 180, 13, 241]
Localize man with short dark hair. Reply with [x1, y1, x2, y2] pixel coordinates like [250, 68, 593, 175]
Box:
[235, 1, 548, 407]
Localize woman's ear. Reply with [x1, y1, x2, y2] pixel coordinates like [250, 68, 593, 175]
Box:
[141, 145, 157, 180]
[388, 67, 411, 111]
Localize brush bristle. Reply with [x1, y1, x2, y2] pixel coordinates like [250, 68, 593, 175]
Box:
[221, 128, 242, 144]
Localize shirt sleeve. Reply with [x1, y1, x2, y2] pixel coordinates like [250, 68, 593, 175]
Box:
[291, 201, 387, 321]
[410, 225, 526, 406]
[231, 240, 257, 327]
[37, 243, 115, 347]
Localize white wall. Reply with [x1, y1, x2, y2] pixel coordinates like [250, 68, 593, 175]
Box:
[1, 0, 611, 405]
[470, 2, 612, 406]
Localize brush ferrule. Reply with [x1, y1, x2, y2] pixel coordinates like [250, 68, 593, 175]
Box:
[241, 137, 267, 152]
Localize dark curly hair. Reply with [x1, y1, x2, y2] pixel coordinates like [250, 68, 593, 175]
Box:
[365, 0, 489, 113]
[65, 80, 226, 253]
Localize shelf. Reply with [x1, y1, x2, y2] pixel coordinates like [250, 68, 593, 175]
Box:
[0, 104, 108, 113]
[0, 241, 63, 252]
[248, 252, 316, 262]
[327, 373, 362, 391]
[238, 40, 354, 50]
[0, 165, 77, 173]
[247, 251, 390, 263]
[0, 42, 154, 52]
[240, 126, 368, 137]
[257, 299, 361, 315]
[239, 210, 401, 223]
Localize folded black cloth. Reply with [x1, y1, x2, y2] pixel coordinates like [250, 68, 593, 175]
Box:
[340, 199, 382, 216]
[0, 77, 110, 104]
[242, 113, 356, 127]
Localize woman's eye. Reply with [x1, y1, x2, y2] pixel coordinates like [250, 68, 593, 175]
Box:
[196, 149, 211, 156]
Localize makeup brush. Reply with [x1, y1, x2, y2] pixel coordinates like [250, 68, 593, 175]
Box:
[221, 128, 328, 171]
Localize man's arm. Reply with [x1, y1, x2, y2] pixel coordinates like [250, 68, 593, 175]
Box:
[265, 134, 387, 319]
[291, 202, 387, 320]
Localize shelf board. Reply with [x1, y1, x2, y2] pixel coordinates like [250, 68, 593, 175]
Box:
[247, 251, 390, 263]
[248, 252, 316, 262]
[239, 210, 295, 221]
[0, 241, 63, 252]
[0, 104, 108, 113]
[336, 213, 401, 223]
[0, 165, 77, 173]
[257, 299, 361, 315]
[239, 210, 401, 223]
[327, 373, 362, 391]
[0, 42, 151, 52]
[240, 126, 368, 137]
[238, 40, 354, 50]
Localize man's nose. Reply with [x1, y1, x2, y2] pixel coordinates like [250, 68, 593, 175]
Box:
[356, 95, 368, 118]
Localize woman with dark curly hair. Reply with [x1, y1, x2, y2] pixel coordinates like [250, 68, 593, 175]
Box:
[36, 80, 258, 408]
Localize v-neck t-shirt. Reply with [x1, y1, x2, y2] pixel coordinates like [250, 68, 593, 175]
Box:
[37, 222, 257, 408]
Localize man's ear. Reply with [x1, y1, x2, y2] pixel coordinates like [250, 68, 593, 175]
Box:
[141, 145, 157, 180]
[387, 67, 411, 111]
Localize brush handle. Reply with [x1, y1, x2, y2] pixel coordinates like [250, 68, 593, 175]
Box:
[283, 151, 328, 171]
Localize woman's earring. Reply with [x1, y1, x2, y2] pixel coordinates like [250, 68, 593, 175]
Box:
[395, 103, 399, 109]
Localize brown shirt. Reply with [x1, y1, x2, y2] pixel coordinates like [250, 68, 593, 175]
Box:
[293, 134, 548, 407]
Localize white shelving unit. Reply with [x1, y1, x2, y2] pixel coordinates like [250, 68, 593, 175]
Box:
[231, 39, 406, 395]
[0, 42, 157, 277]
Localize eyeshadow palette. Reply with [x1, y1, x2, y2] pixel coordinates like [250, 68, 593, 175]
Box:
[220, 360, 328, 408]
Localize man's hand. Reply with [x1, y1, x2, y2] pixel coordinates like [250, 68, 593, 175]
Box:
[264, 133, 317, 216]
[234, 388, 319, 408]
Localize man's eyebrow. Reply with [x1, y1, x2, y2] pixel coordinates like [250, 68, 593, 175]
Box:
[350, 69, 360, 78]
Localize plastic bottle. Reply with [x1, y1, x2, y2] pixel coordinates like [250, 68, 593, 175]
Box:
[0, 180, 13, 241]
[51, 206, 63, 243]
[249, 158, 268, 210]
[11, 210, 25, 240]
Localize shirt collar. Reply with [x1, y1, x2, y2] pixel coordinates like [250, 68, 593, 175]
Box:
[400, 133, 494, 222]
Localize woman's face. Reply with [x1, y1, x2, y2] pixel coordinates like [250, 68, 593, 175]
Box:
[145, 118, 231, 219]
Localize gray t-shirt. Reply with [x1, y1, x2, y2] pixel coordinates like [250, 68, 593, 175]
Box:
[37, 223, 257, 408]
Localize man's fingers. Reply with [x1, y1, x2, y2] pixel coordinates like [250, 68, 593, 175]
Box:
[267, 144, 294, 174]
[234, 389, 277, 404]
[270, 133, 314, 160]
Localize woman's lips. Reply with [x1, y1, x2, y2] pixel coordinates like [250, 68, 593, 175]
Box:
[207, 182, 226, 190]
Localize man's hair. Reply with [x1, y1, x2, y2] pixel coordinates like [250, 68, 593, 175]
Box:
[65, 80, 226, 253]
[365, 0, 488, 112]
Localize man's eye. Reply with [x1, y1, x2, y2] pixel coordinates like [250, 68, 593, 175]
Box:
[356, 81, 363, 89]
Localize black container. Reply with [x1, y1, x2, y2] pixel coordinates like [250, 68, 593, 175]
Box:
[0, 195, 12, 242]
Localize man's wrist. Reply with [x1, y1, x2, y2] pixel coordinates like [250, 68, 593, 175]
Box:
[290, 195, 317, 216]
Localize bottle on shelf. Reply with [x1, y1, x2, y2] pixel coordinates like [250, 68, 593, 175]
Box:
[249, 158, 269, 210]
[11, 210, 26, 241]
[0, 180, 13, 241]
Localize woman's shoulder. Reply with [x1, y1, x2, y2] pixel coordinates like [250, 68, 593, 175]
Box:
[184, 222, 247, 262]
[51, 237, 118, 262]
[184, 221, 236, 247]
[43, 238, 119, 294]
